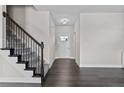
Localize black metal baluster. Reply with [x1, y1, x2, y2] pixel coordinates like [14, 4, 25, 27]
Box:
[10, 20, 13, 49]
[8, 18, 10, 48]
[2, 13, 4, 48]
[26, 35, 29, 61]
[41, 42, 44, 83]
[12, 21, 14, 49]
[19, 28, 22, 54]
[18, 28, 19, 54]
[9, 19, 10, 48]
[31, 39, 32, 67]
[11, 20, 13, 49]
[15, 25, 17, 55]
[6, 16, 8, 48]
[25, 34, 28, 62]
[2, 12, 6, 48]
[10, 19, 12, 49]
[17, 27, 18, 54]
[12, 22, 14, 48]
[38, 45, 39, 73]
[9, 19, 11, 48]
[33, 41, 35, 68]
[29, 38, 30, 63]
[17, 27, 18, 55]
[23, 32, 25, 61]
[28, 36, 29, 62]
[21, 29, 22, 57]
[36, 43, 37, 73]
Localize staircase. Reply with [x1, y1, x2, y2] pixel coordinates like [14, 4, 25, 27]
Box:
[1, 12, 49, 85]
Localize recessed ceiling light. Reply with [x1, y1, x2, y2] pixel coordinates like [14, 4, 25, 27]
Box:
[60, 18, 69, 24]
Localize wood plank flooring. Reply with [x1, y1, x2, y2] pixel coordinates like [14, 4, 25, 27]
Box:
[43, 59, 124, 87]
[42, 59, 79, 87]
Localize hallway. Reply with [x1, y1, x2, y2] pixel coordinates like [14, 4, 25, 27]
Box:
[43, 59, 124, 87]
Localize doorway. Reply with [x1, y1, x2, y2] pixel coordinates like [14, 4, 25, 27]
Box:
[55, 26, 75, 59]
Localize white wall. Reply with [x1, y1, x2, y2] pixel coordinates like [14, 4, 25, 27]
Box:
[74, 18, 80, 66]
[25, 6, 50, 64]
[0, 5, 6, 48]
[49, 15, 55, 67]
[80, 13, 124, 67]
[8, 5, 26, 29]
[55, 26, 75, 58]
[0, 6, 3, 48]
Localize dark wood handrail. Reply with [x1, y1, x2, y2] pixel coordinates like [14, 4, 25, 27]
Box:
[3, 12, 41, 46]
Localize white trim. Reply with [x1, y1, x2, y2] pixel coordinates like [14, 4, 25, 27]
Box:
[80, 13, 124, 15]
[80, 64, 123, 68]
[49, 59, 55, 68]
[55, 57, 75, 59]
[0, 78, 41, 83]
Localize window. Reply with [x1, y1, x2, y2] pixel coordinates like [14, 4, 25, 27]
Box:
[60, 36, 68, 41]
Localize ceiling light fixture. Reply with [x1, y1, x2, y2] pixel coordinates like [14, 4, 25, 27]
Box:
[60, 18, 69, 25]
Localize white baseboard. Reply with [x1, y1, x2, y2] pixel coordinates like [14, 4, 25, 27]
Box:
[55, 57, 75, 59]
[80, 64, 123, 68]
[49, 60, 55, 69]
[0, 78, 41, 83]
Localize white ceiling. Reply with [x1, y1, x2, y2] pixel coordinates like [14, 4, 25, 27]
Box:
[34, 5, 124, 25]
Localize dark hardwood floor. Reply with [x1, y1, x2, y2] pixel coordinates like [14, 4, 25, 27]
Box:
[42, 59, 79, 87]
[43, 59, 124, 87]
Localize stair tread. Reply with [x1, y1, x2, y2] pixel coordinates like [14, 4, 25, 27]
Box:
[0, 48, 11, 50]
[16, 61, 28, 64]
[32, 74, 41, 77]
[24, 67, 36, 70]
